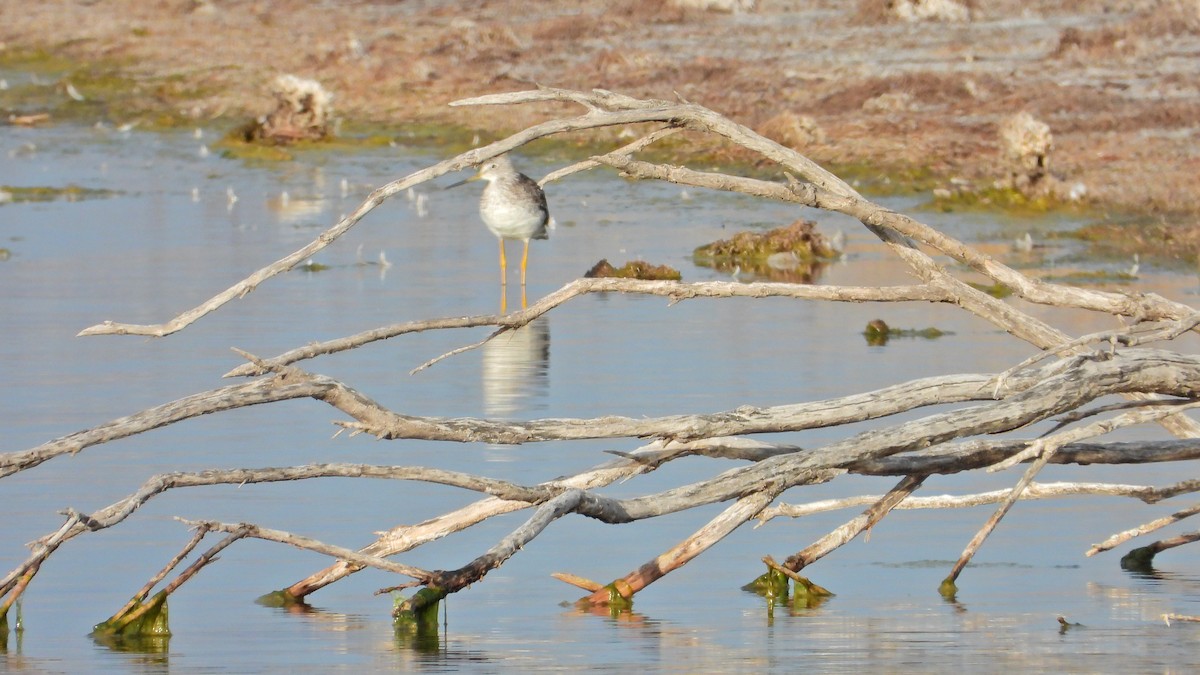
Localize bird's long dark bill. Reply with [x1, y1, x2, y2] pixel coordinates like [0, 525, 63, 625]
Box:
[444, 177, 477, 190]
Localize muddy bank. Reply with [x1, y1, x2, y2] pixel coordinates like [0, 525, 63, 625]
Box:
[2, 1, 1198, 247]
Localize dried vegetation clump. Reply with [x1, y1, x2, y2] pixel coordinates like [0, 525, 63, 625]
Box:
[998, 111, 1054, 194]
[242, 74, 334, 143]
[584, 259, 683, 280]
[758, 111, 826, 149]
[854, 0, 975, 24]
[694, 219, 837, 281]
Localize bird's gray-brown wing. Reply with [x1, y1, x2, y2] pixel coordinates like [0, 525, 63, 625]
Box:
[515, 172, 550, 240]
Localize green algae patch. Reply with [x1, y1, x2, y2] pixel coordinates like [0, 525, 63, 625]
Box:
[1038, 269, 1137, 286]
[792, 575, 834, 609]
[0, 47, 79, 75]
[91, 590, 170, 639]
[214, 137, 297, 162]
[297, 260, 331, 273]
[602, 583, 634, 611]
[967, 281, 1014, 299]
[744, 563, 833, 610]
[1119, 545, 1157, 573]
[392, 587, 444, 633]
[743, 567, 790, 600]
[584, 259, 682, 281]
[1057, 615, 1083, 632]
[216, 125, 398, 164]
[255, 589, 307, 608]
[0, 48, 201, 128]
[694, 218, 838, 281]
[929, 185, 1059, 213]
[0, 184, 118, 204]
[827, 159, 941, 197]
[864, 319, 951, 346]
[1068, 218, 1200, 266]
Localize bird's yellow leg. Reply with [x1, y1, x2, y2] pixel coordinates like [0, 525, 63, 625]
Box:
[498, 239, 508, 286]
[498, 239, 509, 314]
[520, 240, 531, 286]
[520, 241, 530, 309]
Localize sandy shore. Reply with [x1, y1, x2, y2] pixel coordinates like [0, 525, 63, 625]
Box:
[2, 1, 1198, 248]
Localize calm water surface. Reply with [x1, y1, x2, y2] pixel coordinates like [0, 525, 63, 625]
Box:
[2, 117, 1200, 673]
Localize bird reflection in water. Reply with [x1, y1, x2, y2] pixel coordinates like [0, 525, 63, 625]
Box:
[482, 318, 550, 421]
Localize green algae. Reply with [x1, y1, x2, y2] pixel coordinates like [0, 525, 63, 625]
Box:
[392, 587, 444, 633]
[91, 591, 170, 639]
[743, 568, 790, 600]
[927, 184, 1080, 215]
[254, 589, 305, 608]
[967, 281, 1014, 298]
[1038, 270, 1137, 285]
[864, 319, 951, 346]
[0, 184, 118, 203]
[0, 47, 203, 128]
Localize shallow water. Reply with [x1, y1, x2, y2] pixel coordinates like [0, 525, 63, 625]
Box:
[2, 118, 1200, 673]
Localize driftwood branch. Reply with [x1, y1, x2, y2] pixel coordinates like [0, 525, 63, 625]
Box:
[1087, 502, 1200, 556]
[221, 278, 944, 378]
[757, 480, 1200, 525]
[580, 483, 787, 607]
[10, 88, 1200, 624]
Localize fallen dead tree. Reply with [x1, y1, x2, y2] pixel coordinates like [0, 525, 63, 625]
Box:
[4, 88, 1200, 634]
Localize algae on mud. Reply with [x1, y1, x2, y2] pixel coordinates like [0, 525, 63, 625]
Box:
[584, 258, 682, 281]
[0, 184, 118, 203]
[0, 48, 205, 129]
[693, 218, 839, 282]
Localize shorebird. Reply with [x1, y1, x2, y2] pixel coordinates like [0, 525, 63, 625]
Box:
[448, 154, 550, 311]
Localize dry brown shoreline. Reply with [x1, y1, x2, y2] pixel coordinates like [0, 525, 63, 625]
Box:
[2, 1, 1198, 254]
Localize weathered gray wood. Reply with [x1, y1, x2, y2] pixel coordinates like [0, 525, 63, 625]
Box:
[8, 88, 1200, 612]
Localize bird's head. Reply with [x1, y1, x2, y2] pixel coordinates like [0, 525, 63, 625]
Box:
[445, 154, 513, 190]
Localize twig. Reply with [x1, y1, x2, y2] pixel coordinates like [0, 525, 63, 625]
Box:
[1088, 502, 1200, 556]
[945, 450, 1058, 587]
[757, 480, 1182, 525]
[414, 489, 586, 592]
[540, 125, 683, 185]
[410, 327, 508, 375]
[0, 513, 82, 598]
[993, 313, 1200, 393]
[179, 519, 434, 581]
[107, 525, 211, 622]
[942, 398, 1176, 584]
[782, 474, 926, 573]
[222, 278, 945, 378]
[1164, 613, 1200, 626]
[106, 527, 247, 633]
[989, 400, 1200, 472]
